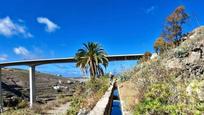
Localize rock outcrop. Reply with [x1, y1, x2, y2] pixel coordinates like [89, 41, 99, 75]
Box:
[164, 26, 204, 77]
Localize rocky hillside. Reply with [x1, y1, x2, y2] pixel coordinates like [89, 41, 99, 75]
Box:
[1, 68, 81, 107]
[119, 26, 204, 114]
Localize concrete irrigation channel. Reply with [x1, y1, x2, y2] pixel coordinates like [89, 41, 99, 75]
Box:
[110, 82, 122, 115]
[88, 81, 122, 115]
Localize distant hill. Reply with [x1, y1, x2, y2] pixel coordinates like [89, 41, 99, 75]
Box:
[1, 68, 81, 107]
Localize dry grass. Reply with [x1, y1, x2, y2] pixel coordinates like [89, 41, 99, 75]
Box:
[119, 81, 140, 111]
[2, 108, 37, 115]
[2, 96, 71, 114]
[42, 96, 71, 112]
[82, 90, 105, 109]
[32, 104, 43, 114]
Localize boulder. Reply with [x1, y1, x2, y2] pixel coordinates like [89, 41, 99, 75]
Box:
[150, 53, 159, 60]
[185, 63, 204, 76]
[188, 52, 201, 63]
[166, 58, 183, 69]
[78, 108, 88, 115]
[67, 80, 73, 84]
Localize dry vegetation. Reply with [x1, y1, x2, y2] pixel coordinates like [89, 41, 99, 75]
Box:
[2, 95, 72, 115]
[118, 6, 204, 114]
[118, 26, 204, 114]
[119, 81, 139, 111]
[67, 77, 109, 115]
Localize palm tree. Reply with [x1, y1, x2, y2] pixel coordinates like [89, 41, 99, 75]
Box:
[75, 42, 109, 80]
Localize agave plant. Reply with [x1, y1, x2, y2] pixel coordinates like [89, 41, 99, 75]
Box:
[75, 42, 109, 80]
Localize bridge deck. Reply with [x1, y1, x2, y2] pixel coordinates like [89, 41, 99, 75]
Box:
[0, 54, 143, 67]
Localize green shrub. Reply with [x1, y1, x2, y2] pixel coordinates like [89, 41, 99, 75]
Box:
[17, 100, 28, 109]
[134, 83, 181, 115]
[67, 77, 109, 115]
[134, 82, 204, 115]
[174, 46, 189, 58]
[67, 97, 83, 115]
[145, 83, 170, 103]
[85, 77, 109, 91]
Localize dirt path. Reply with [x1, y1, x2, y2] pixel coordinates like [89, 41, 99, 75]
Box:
[45, 102, 71, 115]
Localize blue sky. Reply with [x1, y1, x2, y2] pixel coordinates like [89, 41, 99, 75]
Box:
[0, 0, 204, 77]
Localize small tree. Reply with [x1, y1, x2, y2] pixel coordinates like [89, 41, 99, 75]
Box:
[144, 52, 152, 61]
[154, 37, 166, 54]
[139, 51, 152, 63]
[162, 5, 189, 47]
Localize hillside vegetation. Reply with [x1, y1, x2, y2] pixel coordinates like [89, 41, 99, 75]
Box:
[119, 26, 204, 114]
[67, 77, 109, 115]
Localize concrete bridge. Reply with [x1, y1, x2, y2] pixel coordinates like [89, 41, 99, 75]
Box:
[0, 54, 143, 112]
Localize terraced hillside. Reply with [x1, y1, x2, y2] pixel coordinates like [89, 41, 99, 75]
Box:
[1, 68, 81, 107]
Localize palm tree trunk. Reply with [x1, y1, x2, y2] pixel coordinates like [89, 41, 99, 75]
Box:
[90, 60, 95, 80]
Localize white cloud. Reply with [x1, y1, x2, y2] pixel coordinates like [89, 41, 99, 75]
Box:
[14, 46, 30, 56]
[14, 46, 45, 60]
[0, 54, 8, 61]
[146, 6, 156, 14]
[0, 16, 33, 38]
[37, 17, 60, 32]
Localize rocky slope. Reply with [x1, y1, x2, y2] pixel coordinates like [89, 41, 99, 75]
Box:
[1, 68, 81, 107]
[119, 26, 204, 114]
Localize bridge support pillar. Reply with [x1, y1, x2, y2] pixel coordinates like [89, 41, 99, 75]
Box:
[0, 68, 3, 113]
[29, 66, 36, 108]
